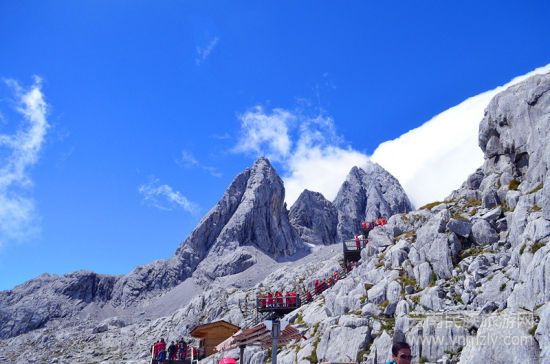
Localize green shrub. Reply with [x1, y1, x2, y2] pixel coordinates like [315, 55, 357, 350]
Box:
[429, 272, 437, 287]
[508, 179, 520, 190]
[499, 283, 507, 292]
[531, 241, 546, 254]
[529, 324, 538, 336]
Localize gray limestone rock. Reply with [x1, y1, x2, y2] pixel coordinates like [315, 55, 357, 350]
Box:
[289, 189, 338, 245]
[447, 218, 472, 238]
[471, 219, 499, 245]
[333, 163, 413, 241]
[459, 310, 540, 364]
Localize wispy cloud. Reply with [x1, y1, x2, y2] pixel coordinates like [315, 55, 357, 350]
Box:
[139, 178, 199, 214]
[233, 106, 294, 162]
[0, 76, 49, 246]
[233, 63, 550, 209]
[196, 37, 219, 65]
[177, 150, 222, 178]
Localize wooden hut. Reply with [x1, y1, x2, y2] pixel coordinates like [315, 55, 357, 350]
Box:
[190, 320, 241, 358]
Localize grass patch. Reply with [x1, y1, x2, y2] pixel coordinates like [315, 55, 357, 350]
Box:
[451, 213, 468, 221]
[399, 274, 418, 288]
[465, 198, 482, 208]
[411, 295, 420, 305]
[379, 300, 390, 310]
[380, 316, 396, 333]
[364, 283, 374, 292]
[520, 244, 526, 255]
[429, 272, 437, 287]
[295, 312, 304, 324]
[453, 293, 464, 304]
[529, 183, 543, 194]
[420, 201, 445, 210]
[531, 204, 542, 212]
[508, 179, 520, 191]
[359, 295, 368, 304]
[460, 247, 488, 260]
[531, 241, 546, 254]
[529, 324, 538, 336]
[312, 322, 320, 337]
[419, 356, 428, 363]
[303, 335, 321, 364]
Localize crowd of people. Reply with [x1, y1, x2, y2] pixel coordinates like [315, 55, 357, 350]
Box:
[258, 291, 299, 308]
[355, 217, 388, 249]
[151, 338, 194, 362]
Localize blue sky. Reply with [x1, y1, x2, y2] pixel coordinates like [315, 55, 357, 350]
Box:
[1, 1, 549, 290]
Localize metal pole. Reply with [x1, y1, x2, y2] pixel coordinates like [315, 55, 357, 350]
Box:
[271, 320, 280, 364]
[239, 345, 246, 364]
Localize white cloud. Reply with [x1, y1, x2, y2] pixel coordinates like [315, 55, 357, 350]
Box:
[234, 106, 294, 162]
[196, 37, 219, 65]
[139, 178, 199, 214]
[177, 150, 222, 178]
[234, 106, 368, 205]
[370, 63, 550, 207]
[235, 64, 550, 209]
[0, 76, 49, 246]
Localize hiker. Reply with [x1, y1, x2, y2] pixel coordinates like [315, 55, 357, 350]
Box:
[275, 291, 283, 307]
[355, 234, 360, 249]
[305, 290, 312, 302]
[178, 339, 187, 359]
[386, 341, 412, 364]
[168, 341, 177, 360]
[266, 292, 274, 307]
[152, 340, 159, 360]
[333, 271, 340, 281]
[157, 338, 167, 362]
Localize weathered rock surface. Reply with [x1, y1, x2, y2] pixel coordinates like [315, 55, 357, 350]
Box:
[333, 163, 413, 241]
[289, 189, 338, 245]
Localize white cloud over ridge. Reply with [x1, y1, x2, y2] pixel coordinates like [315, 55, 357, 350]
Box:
[139, 178, 199, 214]
[370, 63, 550, 207]
[0, 77, 49, 246]
[235, 64, 550, 209]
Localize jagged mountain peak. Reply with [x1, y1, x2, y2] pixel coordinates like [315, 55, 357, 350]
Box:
[333, 161, 413, 241]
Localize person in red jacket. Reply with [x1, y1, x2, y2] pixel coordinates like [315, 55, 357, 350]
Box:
[266, 292, 273, 307]
[152, 340, 159, 360]
[275, 291, 283, 307]
[355, 234, 360, 250]
[314, 279, 320, 294]
[305, 290, 313, 302]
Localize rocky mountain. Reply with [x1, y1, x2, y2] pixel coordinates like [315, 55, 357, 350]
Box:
[290, 163, 414, 245]
[289, 189, 339, 245]
[1, 73, 549, 364]
[0, 157, 304, 339]
[333, 163, 414, 241]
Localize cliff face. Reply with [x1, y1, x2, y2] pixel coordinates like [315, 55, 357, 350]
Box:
[289, 189, 339, 245]
[333, 163, 414, 241]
